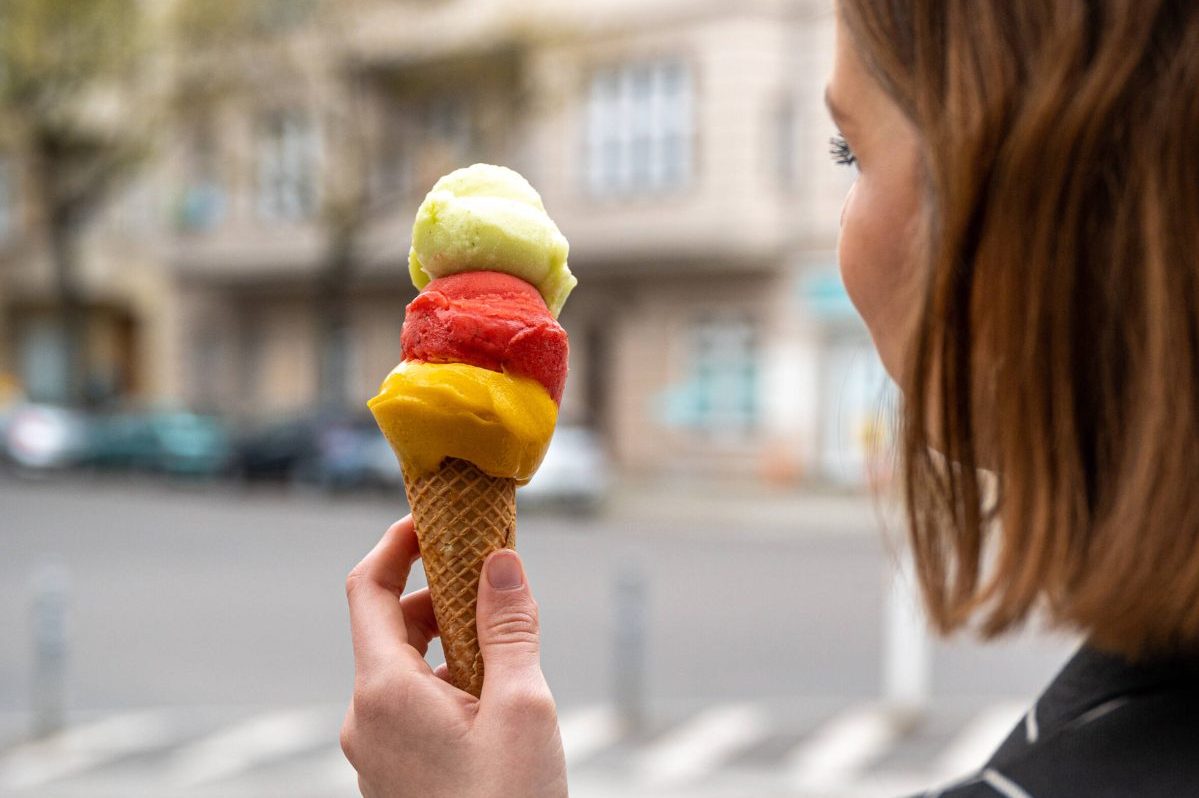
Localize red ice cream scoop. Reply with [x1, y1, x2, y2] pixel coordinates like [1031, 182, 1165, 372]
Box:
[401, 271, 569, 404]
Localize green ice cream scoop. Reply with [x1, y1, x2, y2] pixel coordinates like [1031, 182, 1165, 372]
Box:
[408, 163, 576, 317]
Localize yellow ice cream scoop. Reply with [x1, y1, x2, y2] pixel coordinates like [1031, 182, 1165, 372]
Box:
[368, 360, 557, 484]
[408, 163, 576, 317]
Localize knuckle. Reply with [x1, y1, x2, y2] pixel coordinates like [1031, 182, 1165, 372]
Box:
[339, 720, 357, 764]
[352, 680, 391, 723]
[345, 566, 368, 599]
[485, 605, 540, 643]
[506, 684, 557, 721]
[353, 672, 416, 727]
[488, 623, 540, 652]
[525, 690, 558, 721]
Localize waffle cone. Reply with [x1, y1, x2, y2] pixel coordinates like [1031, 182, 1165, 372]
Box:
[402, 457, 516, 697]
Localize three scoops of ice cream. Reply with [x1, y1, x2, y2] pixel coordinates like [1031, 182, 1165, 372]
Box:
[368, 163, 575, 697]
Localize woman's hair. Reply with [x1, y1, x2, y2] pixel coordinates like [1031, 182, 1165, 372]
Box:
[841, 0, 1199, 658]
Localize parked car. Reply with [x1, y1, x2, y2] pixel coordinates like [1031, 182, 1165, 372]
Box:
[86, 410, 233, 476]
[1, 404, 91, 470]
[233, 416, 321, 482]
[518, 425, 610, 514]
[298, 417, 402, 491]
[357, 431, 405, 491]
[233, 413, 401, 491]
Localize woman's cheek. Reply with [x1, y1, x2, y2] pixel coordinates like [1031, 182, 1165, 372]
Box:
[837, 182, 885, 342]
[836, 178, 909, 383]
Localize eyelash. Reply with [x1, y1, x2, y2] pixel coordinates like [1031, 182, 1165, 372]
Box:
[829, 134, 857, 168]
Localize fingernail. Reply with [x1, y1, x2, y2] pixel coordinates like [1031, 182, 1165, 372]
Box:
[486, 550, 524, 590]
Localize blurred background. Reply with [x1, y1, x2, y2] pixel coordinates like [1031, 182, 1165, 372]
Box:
[0, 1, 1076, 796]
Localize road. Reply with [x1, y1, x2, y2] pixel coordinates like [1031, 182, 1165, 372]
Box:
[0, 474, 1076, 797]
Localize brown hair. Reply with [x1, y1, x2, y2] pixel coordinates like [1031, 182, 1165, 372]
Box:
[841, 0, 1199, 658]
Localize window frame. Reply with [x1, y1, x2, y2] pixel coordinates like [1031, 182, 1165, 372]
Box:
[583, 57, 696, 199]
[255, 108, 322, 224]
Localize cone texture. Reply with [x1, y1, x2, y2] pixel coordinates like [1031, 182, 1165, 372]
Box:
[402, 457, 516, 697]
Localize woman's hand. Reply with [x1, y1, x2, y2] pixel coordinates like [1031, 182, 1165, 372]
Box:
[340, 516, 568, 798]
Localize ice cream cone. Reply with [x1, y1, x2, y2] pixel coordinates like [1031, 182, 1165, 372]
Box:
[402, 457, 516, 697]
[370, 164, 572, 696]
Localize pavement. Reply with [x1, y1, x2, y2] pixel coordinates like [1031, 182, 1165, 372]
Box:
[0, 472, 1077, 797]
[603, 473, 906, 540]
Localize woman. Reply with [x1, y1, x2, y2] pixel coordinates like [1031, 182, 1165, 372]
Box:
[339, 1, 1199, 795]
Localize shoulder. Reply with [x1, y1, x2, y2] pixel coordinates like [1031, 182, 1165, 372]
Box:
[920, 688, 1199, 798]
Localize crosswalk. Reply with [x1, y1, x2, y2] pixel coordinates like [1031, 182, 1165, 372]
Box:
[787, 704, 914, 792]
[0, 698, 1029, 797]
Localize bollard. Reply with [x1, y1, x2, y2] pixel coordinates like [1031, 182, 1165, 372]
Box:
[882, 550, 930, 714]
[30, 563, 70, 738]
[613, 562, 647, 733]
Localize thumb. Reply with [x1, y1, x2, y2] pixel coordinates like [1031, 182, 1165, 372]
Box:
[476, 549, 544, 698]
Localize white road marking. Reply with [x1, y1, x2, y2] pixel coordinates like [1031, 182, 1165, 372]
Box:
[0, 710, 181, 790]
[636, 702, 770, 788]
[165, 706, 337, 787]
[0, 699, 1046, 796]
[850, 771, 954, 798]
[935, 701, 1027, 780]
[786, 703, 908, 790]
[1024, 702, 1039, 742]
[559, 704, 623, 768]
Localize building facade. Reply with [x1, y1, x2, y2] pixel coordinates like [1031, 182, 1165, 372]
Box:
[172, 0, 892, 485]
[2, 0, 894, 486]
[0, 160, 181, 410]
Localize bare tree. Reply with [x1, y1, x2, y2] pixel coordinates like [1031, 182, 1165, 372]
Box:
[171, 0, 399, 414]
[0, 0, 149, 406]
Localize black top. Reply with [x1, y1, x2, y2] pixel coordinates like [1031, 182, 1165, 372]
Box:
[914, 644, 1199, 798]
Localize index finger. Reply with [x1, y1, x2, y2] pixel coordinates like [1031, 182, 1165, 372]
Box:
[346, 516, 426, 672]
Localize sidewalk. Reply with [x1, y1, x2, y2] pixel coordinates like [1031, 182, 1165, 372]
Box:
[602, 475, 905, 540]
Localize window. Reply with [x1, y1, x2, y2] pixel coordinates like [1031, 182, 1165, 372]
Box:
[178, 121, 225, 232]
[376, 103, 416, 201]
[585, 59, 693, 197]
[819, 335, 896, 484]
[112, 180, 160, 236]
[376, 94, 473, 201]
[691, 317, 758, 432]
[425, 95, 473, 160]
[18, 316, 68, 403]
[256, 110, 320, 222]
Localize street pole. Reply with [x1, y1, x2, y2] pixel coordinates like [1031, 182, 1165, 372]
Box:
[882, 549, 930, 714]
[30, 563, 70, 738]
[613, 561, 647, 733]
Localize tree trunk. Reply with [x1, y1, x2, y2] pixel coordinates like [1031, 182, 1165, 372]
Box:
[315, 222, 357, 414]
[47, 211, 89, 408]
